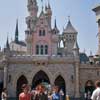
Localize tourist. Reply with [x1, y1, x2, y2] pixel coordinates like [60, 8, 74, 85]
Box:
[48, 91, 52, 100]
[33, 84, 48, 100]
[31, 85, 40, 100]
[51, 86, 60, 100]
[59, 89, 64, 100]
[1, 88, 7, 100]
[91, 80, 100, 100]
[19, 84, 32, 100]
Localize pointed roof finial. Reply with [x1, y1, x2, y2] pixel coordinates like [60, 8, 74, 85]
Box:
[6, 33, 10, 49]
[45, 3, 47, 11]
[54, 17, 57, 28]
[53, 18, 59, 34]
[15, 19, 19, 43]
[63, 16, 77, 33]
[48, 0, 51, 9]
[41, 0, 44, 11]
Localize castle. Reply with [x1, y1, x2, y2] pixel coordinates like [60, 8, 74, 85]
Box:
[0, 0, 100, 99]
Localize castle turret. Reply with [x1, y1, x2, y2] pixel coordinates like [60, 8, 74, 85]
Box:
[45, 2, 52, 27]
[26, 0, 38, 31]
[6, 36, 10, 50]
[63, 17, 78, 53]
[25, 0, 38, 54]
[93, 4, 100, 56]
[52, 19, 59, 55]
[3, 36, 10, 55]
[52, 19, 59, 34]
[27, 0, 38, 17]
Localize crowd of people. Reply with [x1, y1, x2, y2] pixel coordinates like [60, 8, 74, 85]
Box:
[1, 80, 100, 100]
[19, 84, 64, 100]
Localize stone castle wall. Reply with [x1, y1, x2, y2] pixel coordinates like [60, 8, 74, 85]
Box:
[5, 55, 75, 97]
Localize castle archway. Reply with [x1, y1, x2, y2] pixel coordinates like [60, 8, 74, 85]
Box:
[16, 75, 28, 97]
[54, 75, 66, 100]
[32, 70, 50, 89]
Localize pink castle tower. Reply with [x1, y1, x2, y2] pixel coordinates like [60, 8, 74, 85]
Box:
[25, 0, 59, 56]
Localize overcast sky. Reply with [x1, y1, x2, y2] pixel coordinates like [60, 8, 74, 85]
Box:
[0, 0, 99, 55]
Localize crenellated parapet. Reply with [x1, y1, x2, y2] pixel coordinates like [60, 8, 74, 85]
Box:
[7, 54, 76, 64]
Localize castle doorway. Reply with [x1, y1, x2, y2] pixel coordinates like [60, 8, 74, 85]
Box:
[16, 75, 28, 97]
[54, 75, 66, 100]
[32, 70, 50, 89]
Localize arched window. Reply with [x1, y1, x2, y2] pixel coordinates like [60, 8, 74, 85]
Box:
[43, 30, 45, 36]
[36, 45, 39, 54]
[40, 45, 44, 55]
[39, 30, 42, 36]
[45, 45, 48, 55]
[36, 44, 48, 55]
[39, 30, 45, 36]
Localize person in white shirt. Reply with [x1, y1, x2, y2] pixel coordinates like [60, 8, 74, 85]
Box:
[91, 80, 100, 100]
[1, 88, 7, 100]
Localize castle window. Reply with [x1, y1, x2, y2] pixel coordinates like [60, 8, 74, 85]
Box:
[43, 30, 45, 36]
[45, 45, 48, 55]
[36, 44, 48, 55]
[39, 30, 45, 36]
[39, 30, 42, 36]
[41, 21, 43, 24]
[40, 45, 44, 55]
[36, 45, 39, 54]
